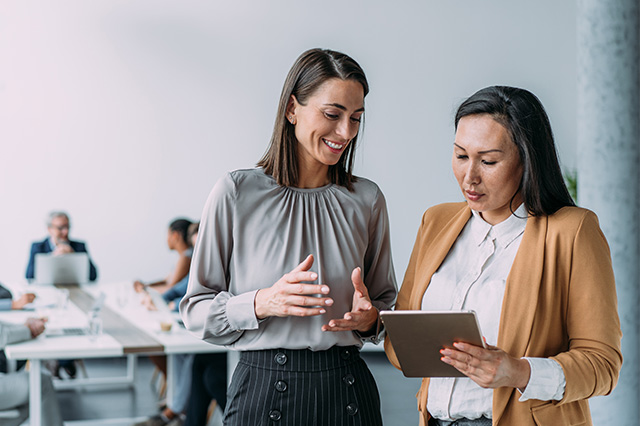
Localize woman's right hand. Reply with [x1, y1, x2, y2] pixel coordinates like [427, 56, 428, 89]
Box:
[133, 280, 145, 293]
[254, 254, 333, 319]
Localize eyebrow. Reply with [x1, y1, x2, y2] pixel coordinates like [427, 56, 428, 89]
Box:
[453, 143, 503, 154]
[323, 103, 365, 113]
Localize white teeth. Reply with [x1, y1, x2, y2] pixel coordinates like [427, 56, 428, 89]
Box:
[323, 139, 343, 150]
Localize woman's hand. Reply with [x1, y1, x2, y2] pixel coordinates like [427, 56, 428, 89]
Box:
[133, 280, 146, 293]
[12, 293, 36, 310]
[440, 341, 531, 389]
[322, 267, 378, 333]
[254, 254, 333, 319]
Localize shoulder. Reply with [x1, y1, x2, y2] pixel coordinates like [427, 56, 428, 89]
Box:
[30, 238, 49, 252]
[349, 176, 386, 204]
[422, 202, 469, 223]
[545, 206, 601, 234]
[214, 168, 271, 194]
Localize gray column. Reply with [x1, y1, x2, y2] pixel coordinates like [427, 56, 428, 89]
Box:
[577, 1, 639, 425]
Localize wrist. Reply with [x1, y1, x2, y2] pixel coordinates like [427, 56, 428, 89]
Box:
[357, 306, 379, 333]
[254, 289, 268, 320]
[515, 358, 531, 390]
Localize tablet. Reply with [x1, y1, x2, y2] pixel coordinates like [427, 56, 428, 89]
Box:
[380, 310, 485, 378]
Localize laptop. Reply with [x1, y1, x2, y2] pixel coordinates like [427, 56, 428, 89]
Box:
[45, 293, 106, 337]
[34, 253, 90, 285]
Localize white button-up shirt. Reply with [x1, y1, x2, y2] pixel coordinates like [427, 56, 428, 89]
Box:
[421, 204, 565, 421]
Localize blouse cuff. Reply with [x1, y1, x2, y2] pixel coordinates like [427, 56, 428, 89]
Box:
[354, 307, 385, 344]
[225, 290, 261, 332]
[518, 357, 566, 401]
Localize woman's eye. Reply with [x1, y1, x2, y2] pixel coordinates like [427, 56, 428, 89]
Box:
[324, 112, 339, 120]
[482, 160, 497, 165]
[350, 117, 361, 123]
[455, 154, 468, 160]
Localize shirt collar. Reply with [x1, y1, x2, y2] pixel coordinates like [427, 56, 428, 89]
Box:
[469, 203, 528, 248]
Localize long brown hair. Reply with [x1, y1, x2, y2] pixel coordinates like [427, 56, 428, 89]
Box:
[257, 48, 369, 190]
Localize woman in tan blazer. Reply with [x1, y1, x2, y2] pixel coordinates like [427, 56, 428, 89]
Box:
[385, 86, 622, 426]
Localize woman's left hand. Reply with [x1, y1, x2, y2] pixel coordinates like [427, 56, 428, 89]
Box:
[440, 342, 531, 389]
[322, 267, 378, 333]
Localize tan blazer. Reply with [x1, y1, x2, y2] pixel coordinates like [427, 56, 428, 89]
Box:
[385, 202, 622, 426]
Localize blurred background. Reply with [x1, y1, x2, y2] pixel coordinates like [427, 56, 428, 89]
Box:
[0, 0, 578, 284]
[0, 1, 637, 424]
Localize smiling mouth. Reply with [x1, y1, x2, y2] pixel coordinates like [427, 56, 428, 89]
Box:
[323, 138, 345, 151]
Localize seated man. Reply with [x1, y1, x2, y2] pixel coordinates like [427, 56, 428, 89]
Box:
[25, 211, 98, 282]
[0, 318, 64, 426]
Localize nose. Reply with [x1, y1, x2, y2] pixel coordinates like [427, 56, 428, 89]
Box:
[465, 161, 481, 186]
[336, 117, 357, 142]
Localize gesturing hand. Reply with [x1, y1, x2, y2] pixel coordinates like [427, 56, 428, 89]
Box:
[322, 267, 378, 333]
[254, 254, 333, 320]
[440, 341, 531, 389]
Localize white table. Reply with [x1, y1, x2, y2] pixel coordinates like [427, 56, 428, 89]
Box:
[3, 281, 384, 425]
[3, 282, 227, 426]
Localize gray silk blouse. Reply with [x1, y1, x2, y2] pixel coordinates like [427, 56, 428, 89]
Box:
[180, 168, 397, 351]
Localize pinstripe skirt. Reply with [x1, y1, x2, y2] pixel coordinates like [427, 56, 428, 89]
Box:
[224, 346, 382, 426]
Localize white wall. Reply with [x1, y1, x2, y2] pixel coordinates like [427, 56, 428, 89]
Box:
[0, 1, 576, 285]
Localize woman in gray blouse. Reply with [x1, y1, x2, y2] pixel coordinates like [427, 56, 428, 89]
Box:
[180, 48, 397, 426]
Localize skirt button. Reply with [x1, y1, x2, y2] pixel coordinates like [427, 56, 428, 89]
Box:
[274, 352, 288, 365]
[274, 380, 288, 392]
[346, 403, 358, 416]
[269, 409, 282, 421]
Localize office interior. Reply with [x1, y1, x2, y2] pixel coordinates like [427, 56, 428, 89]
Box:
[0, 1, 637, 425]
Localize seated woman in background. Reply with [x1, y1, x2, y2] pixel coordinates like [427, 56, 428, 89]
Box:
[136, 222, 200, 426]
[385, 86, 622, 426]
[134, 218, 193, 294]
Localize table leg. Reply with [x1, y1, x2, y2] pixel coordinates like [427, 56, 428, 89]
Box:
[126, 354, 137, 386]
[166, 354, 175, 406]
[29, 359, 42, 426]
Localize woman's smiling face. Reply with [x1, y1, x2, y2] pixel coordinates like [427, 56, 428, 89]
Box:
[288, 78, 364, 174]
[452, 114, 524, 225]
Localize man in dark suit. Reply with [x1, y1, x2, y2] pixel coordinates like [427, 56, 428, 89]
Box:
[25, 211, 98, 281]
[24, 211, 98, 379]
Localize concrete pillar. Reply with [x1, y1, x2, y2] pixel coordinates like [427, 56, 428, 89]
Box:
[577, 0, 639, 424]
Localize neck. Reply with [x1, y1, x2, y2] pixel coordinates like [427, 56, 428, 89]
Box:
[297, 158, 330, 188]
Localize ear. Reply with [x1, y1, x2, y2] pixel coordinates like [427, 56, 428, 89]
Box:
[286, 95, 299, 124]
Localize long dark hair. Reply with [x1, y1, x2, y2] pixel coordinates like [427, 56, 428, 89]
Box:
[455, 86, 575, 216]
[257, 48, 369, 191]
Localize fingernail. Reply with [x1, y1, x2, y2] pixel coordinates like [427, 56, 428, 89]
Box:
[319, 309, 326, 314]
[311, 273, 318, 280]
[321, 286, 329, 294]
[325, 299, 333, 305]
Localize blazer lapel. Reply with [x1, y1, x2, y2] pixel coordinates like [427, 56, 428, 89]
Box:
[409, 205, 472, 309]
[493, 214, 548, 424]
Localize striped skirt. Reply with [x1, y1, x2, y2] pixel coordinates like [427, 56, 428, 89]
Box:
[224, 346, 382, 426]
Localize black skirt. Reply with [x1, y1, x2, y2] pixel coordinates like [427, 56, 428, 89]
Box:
[224, 346, 382, 426]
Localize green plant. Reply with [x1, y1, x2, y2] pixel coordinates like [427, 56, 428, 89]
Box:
[564, 169, 577, 203]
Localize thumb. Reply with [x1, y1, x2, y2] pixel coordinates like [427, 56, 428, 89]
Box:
[351, 267, 369, 299]
[292, 254, 314, 273]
